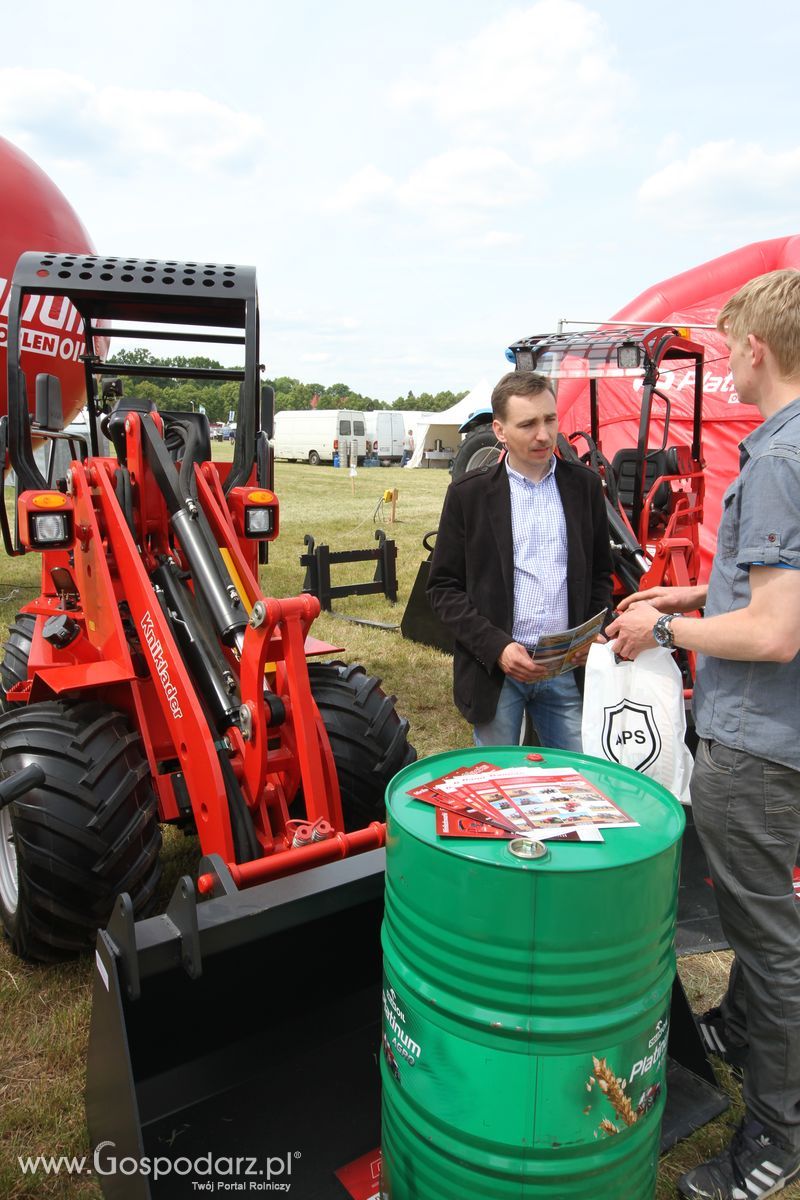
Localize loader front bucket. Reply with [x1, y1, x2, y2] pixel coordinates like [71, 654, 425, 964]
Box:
[86, 850, 385, 1200]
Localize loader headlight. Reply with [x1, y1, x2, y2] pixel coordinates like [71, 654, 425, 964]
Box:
[228, 487, 280, 542]
[17, 491, 75, 550]
[245, 507, 275, 537]
[32, 513, 69, 543]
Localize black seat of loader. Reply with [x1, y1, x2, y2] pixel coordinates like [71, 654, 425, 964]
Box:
[104, 395, 157, 462]
[612, 447, 681, 524]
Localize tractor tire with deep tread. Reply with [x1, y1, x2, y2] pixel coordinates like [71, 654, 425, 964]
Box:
[0, 700, 162, 962]
[308, 661, 416, 831]
[451, 428, 502, 480]
[0, 613, 35, 711]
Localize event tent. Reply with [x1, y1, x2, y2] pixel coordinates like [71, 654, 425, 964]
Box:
[405, 382, 492, 468]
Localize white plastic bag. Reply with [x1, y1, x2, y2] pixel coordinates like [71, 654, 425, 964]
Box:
[581, 642, 693, 804]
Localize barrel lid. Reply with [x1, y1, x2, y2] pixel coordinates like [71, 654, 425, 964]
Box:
[387, 747, 685, 872]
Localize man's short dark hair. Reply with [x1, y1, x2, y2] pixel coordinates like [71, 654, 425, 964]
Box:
[491, 371, 555, 422]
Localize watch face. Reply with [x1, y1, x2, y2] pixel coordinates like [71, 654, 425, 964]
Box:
[653, 616, 673, 648]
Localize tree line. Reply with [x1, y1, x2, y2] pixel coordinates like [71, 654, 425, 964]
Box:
[107, 350, 467, 421]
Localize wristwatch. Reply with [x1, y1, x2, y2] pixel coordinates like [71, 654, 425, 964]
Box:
[653, 612, 680, 649]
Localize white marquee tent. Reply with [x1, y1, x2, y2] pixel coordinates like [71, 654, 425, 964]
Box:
[405, 381, 492, 469]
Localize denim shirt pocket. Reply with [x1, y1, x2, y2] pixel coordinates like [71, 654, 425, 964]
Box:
[717, 480, 740, 555]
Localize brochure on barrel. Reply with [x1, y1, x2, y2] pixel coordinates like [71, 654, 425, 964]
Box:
[409, 764, 638, 842]
[434, 807, 604, 843]
[408, 761, 517, 832]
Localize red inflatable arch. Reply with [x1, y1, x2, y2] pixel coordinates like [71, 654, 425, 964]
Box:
[557, 237, 800, 578]
[0, 136, 104, 429]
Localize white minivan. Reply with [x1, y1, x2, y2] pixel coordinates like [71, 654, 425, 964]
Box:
[273, 409, 367, 465]
[363, 411, 405, 463]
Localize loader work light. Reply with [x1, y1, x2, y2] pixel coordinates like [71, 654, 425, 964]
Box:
[617, 342, 641, 370]
[245, 507, 274, 536]
[228, 487, 280, 541]
[18, 491, 75, 549]
[33, 512, 69, 542]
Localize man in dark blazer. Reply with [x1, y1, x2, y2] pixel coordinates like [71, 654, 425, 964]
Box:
[427, 371, 612, 749]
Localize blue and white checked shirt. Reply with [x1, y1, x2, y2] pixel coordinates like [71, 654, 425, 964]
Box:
[506, 456, 569, 648]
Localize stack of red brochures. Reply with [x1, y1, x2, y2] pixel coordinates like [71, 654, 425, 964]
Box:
[408, 763, 639, 843]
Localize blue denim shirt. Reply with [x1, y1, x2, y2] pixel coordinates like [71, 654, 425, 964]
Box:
[693, 396, 800, 769]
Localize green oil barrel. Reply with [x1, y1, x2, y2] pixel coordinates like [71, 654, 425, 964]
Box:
[380, 746, 685, 1199]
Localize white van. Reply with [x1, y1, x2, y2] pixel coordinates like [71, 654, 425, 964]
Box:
[363, 411, 405, 463]
[273, 409, 367, 465]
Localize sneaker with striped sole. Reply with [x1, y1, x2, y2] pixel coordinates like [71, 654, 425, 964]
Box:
[677, 1119, 800, 1199]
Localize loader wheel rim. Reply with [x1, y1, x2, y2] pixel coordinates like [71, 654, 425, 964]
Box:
[451, 428, 504, 480]
[0, 806, 18, 916]
[465, 443, 501, 472]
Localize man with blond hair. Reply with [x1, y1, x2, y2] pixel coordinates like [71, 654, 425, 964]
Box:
[608, 269, 800, 1199]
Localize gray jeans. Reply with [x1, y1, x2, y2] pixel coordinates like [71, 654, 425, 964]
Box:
[691, 737, 800, 1150]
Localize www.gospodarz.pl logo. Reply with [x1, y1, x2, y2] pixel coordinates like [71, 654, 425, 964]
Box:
[18, 1142, 301, 1191]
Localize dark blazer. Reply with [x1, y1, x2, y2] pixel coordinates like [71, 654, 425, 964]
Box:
[427, 456, 613, 725]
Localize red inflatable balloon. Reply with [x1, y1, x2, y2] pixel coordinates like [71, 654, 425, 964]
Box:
[0, 136, 103, 428]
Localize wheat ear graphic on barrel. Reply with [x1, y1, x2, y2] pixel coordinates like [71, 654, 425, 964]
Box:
[587, 1056, 637, 1135]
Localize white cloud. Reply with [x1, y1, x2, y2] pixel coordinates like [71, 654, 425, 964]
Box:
[638, 140, 800, 227]
[392, 0, 632, 162]
[473, 230, 524, 248]
[400, 147, 538, 214]
[326, 165, 395, 213]
[268, 310, 362, 338]
[0, 68, 266, 174]
[653, 132, 684, 165]
[327, 146, 539, 237]
[325, 2, 630, 242]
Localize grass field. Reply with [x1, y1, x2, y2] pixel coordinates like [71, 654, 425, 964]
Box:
[0, 454, 796, 1198]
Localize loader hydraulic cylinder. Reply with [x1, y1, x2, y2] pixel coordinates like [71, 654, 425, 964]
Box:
[171, 507, 249, 646]
[139, 414, 249, 647]
[152, 560, 242, 730]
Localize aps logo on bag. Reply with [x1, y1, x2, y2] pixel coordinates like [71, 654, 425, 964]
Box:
[601, 700, 662, 772]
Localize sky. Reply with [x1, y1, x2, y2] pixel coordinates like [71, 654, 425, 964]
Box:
[1, 0, 799, 403]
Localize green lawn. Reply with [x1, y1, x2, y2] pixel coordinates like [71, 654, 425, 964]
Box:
[0, 459, 794, 1198]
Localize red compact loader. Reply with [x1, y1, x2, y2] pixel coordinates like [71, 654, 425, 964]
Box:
[0, 252, 418, 1197]
[0, 252, 414, 964]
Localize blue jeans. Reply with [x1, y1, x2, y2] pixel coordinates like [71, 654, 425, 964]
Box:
[473, 672, 583, 751]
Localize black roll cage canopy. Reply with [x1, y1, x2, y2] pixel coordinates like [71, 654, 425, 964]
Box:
[4, 250, 265, 496]
[507, 325, 705, 538]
